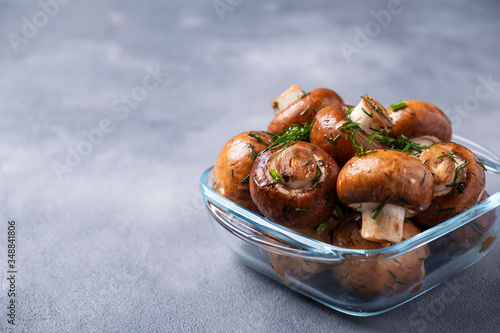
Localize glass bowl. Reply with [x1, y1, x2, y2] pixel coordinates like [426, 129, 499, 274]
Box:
[199, 135, 500, 316]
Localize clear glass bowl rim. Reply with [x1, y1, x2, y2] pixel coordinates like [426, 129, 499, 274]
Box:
[200, 134, 500, 261]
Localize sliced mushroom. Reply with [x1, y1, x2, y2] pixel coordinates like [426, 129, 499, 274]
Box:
[250, 142, 340, 229]
[414, 142, 486, 226]
[271, 84, 305, 114]
[213, 131, 273, 213]
[387, 100, 452, 142]
[310, 103, 383, 168]
[348, 95, 392, 136]
[337, 150, 433, 243]
[331, 214, 429, 298]
[267, 88, 343, 135]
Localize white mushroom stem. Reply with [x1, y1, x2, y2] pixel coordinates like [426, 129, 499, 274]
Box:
[349, 98, 385, 135]
[271, 84, 304, 114]
[359, 203, 405, 243]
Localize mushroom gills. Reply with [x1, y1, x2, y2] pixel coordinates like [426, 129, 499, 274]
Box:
[359, 203, 406, 243]
[271, 84, 304, 114]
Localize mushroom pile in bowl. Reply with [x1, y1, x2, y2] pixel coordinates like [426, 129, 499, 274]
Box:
[211, 84, 490, 297]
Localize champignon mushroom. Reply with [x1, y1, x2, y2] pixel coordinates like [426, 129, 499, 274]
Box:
[387, 100, 452, 143]
[310, 103, 384, 168]
[331, 214, 429, 298]
[213, 131, 273, 213]
[250, 141, 340, 229]
[430, 191, 496, 255]
[337, 150, 434, 243]
[267, 88, 344, 135]
[268, 216, 339, 283]
[414, 142, 486, 226]
[348, 95, 392, 136]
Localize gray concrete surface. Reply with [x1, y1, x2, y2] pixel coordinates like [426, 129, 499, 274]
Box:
[0, 0, 499, 332]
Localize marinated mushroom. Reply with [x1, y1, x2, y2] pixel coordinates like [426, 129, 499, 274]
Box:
[331, 214, 429, 298]
[250, 141, 340, 229]
[268, 217, 339, 283]
[414, 142, 486, 226]
[310, 103, 384, 167]
[348, 95, 392, 136]
[337, 150, 434, 243]
[213, 131, 273, 213]
[267, 87, 344, 134]
[387, 100, 452, 143]
[430, 191, 496, 255]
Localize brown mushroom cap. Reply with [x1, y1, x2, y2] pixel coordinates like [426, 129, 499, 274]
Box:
[310, 104, 384, 168]
[213, 131, 273, 213]
[267, 88, 344, 135]
[331, 215, 428, 298]
[387, 100, 452, 142]
[414, 142, 486, 226]
[250, 141, 340, 229]
[337, 150, 434, 216]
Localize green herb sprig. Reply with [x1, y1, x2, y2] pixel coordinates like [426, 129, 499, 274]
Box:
[390, 100, 407, 111]
[371, 131, 430, 155]
[269, 169, 281, 182]
[247, 133, 271, 147]
[446, 161, 469, 196]
[314, 219, 330, 234]
[259, 121, 314, 158]
[371, 196, 389, 219]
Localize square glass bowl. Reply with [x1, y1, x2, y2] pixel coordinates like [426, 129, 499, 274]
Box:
[199, 135, 500, 316]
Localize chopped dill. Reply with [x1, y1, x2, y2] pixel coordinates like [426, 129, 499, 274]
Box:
[247, 132, 270, 146]
[371, 196, 389, 219]
[325, 133, 341, 146]
[300, 106, 310, 116]
[390, 100, 407, 111]
[247, 143, 257, 159]
[240, 174, 250, 183]
[311, 165, 323, 186]
[301, 159, 312, 167]
[446, 161, 469, 195]
[259, 122, 314, 158]
[420, 171, 427, 186]
[361, 107, 373, 118]
[438, 207, 456, 215]
[399, 196, 410, 205]
[269, 169, 281, 182]
[437, 152, 459, 164]
[314, 219, 330, 234]
[395, 280, 410, 285]
[252, 174, 261, 191]
[477, 160, 487, 172]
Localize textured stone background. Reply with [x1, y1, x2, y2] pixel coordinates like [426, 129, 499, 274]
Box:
[0, 0, 499, 332]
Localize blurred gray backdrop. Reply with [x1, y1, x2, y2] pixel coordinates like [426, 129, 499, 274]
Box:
[0, 0, 499, 332]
